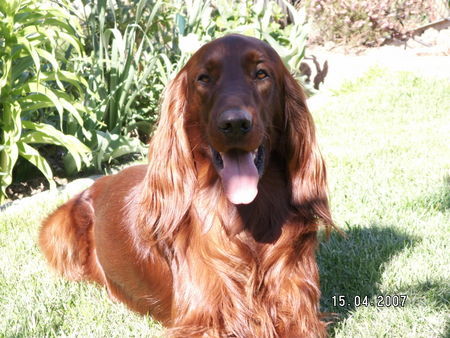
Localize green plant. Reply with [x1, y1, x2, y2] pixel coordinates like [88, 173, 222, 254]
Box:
[84, 0, 158, 133]
[171, 0, 309, 81]
[70, 0, 164, 170]
[0, 0, 91, 203]
[216, 0, 308, 75]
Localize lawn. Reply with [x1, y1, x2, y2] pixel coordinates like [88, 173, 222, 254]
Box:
[0, 68, 448, 337]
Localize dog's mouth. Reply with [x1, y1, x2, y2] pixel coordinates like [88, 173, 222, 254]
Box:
[211, 145, 265, 205]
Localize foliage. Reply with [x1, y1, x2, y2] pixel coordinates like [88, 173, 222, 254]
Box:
[63, 0, 159, 171]
[214, 0, 308, 77]
[172, 0, 309, 79]
[0, 0, 90, 203]
[307, 0, 437, 46]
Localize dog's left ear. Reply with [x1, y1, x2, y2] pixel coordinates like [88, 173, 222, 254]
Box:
[138, 70, 197, 243]
[282, 69, 333, 228]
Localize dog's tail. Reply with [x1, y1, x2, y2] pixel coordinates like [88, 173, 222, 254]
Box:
[39, 190, 103, 284]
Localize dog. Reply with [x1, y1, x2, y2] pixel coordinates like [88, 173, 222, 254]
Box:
[39, 34, 333, 337]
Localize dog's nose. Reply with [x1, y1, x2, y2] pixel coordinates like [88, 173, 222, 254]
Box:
[217, 110, 253, 137]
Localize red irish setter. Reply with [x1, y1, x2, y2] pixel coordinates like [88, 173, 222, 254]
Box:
[39, 34, 333, 337]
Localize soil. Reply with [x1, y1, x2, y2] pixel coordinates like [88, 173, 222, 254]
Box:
[5, 146, 67, 201]
[5, 177, 67, 201]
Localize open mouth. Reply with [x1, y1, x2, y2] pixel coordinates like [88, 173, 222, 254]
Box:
[211, 145, 265, 205]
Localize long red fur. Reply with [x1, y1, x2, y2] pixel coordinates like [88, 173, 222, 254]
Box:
[39, 35, 333, 337]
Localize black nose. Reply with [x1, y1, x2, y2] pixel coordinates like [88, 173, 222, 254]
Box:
[217, 110, 253, 137]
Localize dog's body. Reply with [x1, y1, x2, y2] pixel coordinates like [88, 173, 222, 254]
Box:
[41, 165, 173, 320]
[40, 35, 332, 337]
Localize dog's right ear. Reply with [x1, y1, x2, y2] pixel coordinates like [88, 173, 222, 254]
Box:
[281, 67, 333, 229]
[137, 70, 197, 244]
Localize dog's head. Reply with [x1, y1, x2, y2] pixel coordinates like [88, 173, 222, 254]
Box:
[143, 34, 332, 238]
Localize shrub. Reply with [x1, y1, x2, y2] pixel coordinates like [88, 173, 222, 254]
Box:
[0, 0, 90, 203]
[307, 0, 437, 46]
[67, 0, 159, 171]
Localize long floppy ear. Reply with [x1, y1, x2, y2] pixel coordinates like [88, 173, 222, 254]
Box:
[283, 69, 333, 229]
[137, 70, 197, 243]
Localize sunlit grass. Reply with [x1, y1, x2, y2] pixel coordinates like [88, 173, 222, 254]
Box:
[0, 183, 163, 337]
[315, 68, 449, 337]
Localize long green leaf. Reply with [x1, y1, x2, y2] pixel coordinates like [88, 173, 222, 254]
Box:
[0, 0, 21, 16]
[17, 36, 41, 73]
[34, 48, 63, 89]
[36, 71, 88, 95]
[17, 141, 56, 189]
[10, 57, 33, 82]
[21, 121, 90, 171]
[25, 82, 64, 116]
[0, 143, 19, 201]
[22, 121, 90, 151]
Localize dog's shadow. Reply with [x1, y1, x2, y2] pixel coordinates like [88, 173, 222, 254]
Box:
[317, 223, 418, 332]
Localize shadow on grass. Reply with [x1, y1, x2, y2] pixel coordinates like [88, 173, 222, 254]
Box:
[444, 319, 450, 338]
[317, 223, 418, 333]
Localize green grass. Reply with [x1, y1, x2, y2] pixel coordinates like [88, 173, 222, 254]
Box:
[0, 68, 449, 337]
[316, 68, 450, 337]
[0, 183, 163, 337]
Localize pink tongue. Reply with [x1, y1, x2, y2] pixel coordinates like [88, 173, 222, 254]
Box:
[219, 151, 259, 204]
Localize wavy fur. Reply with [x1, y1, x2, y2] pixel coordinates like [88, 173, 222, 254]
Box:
[39, 35, 333, 337]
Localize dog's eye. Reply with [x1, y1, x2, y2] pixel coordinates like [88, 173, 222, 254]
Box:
[255, 69, 269, 80]
[197, 74, 211, 83]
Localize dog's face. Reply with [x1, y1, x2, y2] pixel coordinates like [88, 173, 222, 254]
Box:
[185, 35, 286, 204]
